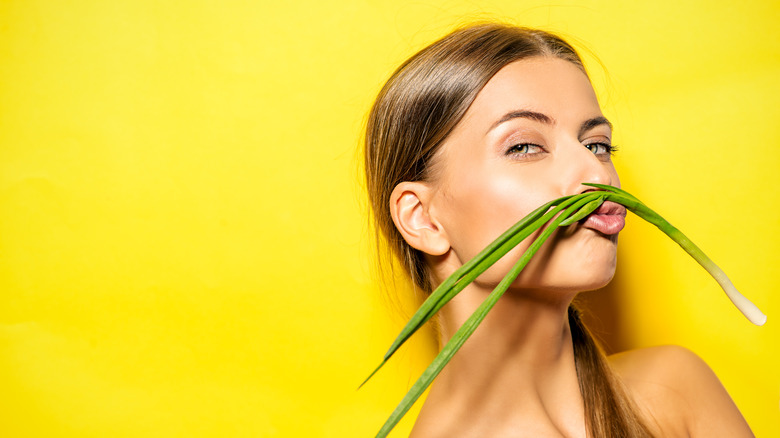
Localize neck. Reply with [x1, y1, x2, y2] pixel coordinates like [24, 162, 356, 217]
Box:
[418, 284, 586, 434]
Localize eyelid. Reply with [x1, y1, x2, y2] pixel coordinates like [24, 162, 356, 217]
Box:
[580, 132, 612, 143]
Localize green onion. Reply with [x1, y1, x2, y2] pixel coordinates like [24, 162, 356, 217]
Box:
[585, 183, 767, 326]
[364, 184, 766, 437]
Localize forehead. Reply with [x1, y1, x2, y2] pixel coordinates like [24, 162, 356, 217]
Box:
[456, 56, 601, 132]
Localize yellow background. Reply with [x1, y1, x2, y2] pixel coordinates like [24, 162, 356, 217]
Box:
[1, 1, 778, 436]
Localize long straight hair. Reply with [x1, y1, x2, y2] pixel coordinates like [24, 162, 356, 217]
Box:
[364, 23, 653, 436]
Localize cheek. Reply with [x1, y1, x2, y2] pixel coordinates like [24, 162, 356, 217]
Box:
[439, 167, 552, 264]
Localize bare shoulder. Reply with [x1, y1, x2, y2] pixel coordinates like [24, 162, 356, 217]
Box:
[608, 345, 754, 437]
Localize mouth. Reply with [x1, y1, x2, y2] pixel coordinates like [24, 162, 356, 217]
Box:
[579, 200, 626, 235]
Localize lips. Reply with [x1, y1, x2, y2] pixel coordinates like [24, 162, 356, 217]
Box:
[580, 200, 626, 235]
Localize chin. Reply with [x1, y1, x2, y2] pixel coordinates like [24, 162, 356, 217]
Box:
[570, 255, 618, 291]
[569, 231, 619, 289]
[529, 230, 619, 292]
[571, 266, 616, 292]
[526, 263, 616, 293]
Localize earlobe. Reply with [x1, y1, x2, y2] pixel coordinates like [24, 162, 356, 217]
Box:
[389, 182, 450, 256]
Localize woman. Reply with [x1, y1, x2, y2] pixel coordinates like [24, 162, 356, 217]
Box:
[364, 23, 753, 437]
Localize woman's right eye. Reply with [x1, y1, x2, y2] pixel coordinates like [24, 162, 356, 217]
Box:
[506, 143, 543, 155]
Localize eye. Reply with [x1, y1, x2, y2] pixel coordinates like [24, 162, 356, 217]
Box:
[584, 142, 616, 157]
[506, 143, 544, 156]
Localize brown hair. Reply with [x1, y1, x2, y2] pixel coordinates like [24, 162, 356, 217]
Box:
[364, 23, 653, 436]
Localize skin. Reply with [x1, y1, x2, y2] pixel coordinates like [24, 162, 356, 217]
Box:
[389, 57, 752, 437]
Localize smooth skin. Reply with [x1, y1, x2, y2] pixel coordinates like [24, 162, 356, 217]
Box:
[389, 57, 752, 437]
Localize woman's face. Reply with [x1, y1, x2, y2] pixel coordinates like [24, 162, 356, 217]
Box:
[428, 56, 621, 294]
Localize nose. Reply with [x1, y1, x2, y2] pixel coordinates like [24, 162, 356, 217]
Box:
[560, 141, 617, 195]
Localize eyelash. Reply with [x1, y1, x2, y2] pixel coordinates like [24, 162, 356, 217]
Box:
[584, 142, 618, 156]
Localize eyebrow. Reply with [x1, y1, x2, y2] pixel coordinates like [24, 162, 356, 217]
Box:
[487, 110, 553, 134]
[578, 116, 613, 138]
[487, 110, 613, 138]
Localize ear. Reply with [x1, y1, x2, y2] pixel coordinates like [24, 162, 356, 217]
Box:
[389, 182, 450, 256]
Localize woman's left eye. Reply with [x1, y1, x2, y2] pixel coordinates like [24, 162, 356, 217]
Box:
[584, 142, 614, 156]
